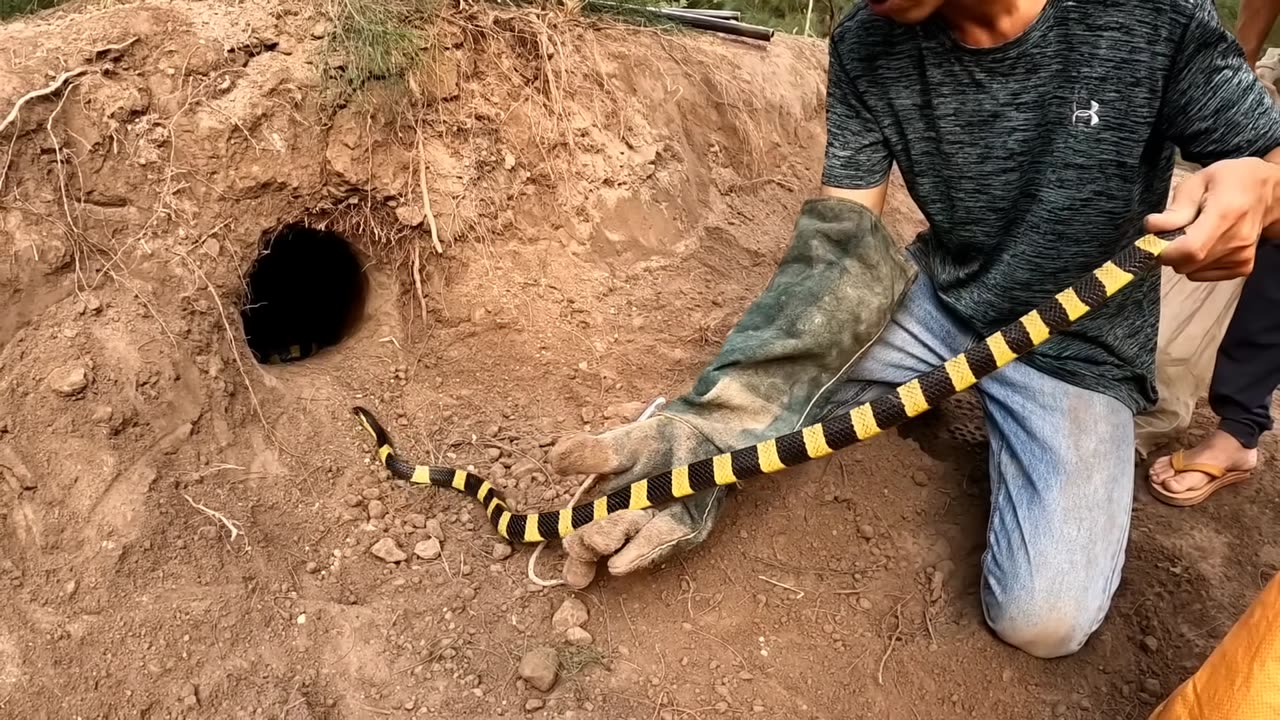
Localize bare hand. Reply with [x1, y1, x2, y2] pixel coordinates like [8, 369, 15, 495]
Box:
[1146, 157, 1280, 281]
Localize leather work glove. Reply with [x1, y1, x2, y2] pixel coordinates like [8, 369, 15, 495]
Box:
[548, 198, 916, 589]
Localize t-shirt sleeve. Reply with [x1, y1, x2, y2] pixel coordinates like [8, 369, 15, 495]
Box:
[1159, 0, 1280, 165]
[821, 36, 892, 189]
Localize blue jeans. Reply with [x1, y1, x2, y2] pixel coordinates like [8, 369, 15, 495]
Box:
[825, 271, 1135, 658]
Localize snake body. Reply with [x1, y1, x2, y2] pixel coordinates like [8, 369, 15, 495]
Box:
[354, 232, 1175, 544]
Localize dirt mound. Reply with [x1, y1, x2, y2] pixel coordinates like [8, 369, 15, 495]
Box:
[2, 2, 1278, 719]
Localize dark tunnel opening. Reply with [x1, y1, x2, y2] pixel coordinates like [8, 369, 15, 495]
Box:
[240, 223, 368, 364]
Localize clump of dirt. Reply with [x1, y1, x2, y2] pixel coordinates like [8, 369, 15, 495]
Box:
[1, 1, 1277, 719]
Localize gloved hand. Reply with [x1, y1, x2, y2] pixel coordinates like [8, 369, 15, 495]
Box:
[550, 197, 916, 588]
[548, 412, 725, 588]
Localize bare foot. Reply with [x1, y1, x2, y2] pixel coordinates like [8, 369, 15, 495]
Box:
[1148, 430, 1257, 495]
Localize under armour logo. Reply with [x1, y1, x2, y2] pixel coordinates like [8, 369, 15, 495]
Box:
[1072, 100, 1100, 126]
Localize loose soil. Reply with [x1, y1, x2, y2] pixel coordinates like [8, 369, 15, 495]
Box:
[1, 3, 1277, 719]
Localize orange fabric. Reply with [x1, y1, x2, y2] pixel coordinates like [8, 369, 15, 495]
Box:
[1150, 574, 1280, 719]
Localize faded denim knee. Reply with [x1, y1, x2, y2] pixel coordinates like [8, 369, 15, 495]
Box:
[981, 581, 1107, 659]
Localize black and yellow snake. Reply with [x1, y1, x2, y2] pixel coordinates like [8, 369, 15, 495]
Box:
[354, 232, 1175, 543]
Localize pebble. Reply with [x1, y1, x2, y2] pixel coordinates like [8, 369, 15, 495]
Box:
[492, 542, 513, 561]
[48, 365, 89, 396]
[1142, 635, 1160, 653]
[367, 500, 387, 519]
[460, 587, 476, 601]
[414, 538, 442, 560]
[406, 513, 427, 528]
[424, 519, 444, 539]
[511, 459, 541, 480]
[565, 627, 592, 646]
[1053, 703, 1067, 716]
[857, 597, 872, 610]
[524, 699, 545, 711]
[858, 524, 876, 540]
[1141, 678, 1161, 695]
[517, 647, 559, 692]
[305, 561, 319, 573]
[361, 488, 382, 500]
[370, 538, 406, 563]
[552, 597, 589, 632]
[343, 494, 362, 507]
[912, 472, 929, 487]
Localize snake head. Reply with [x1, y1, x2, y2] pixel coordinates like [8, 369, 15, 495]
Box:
[351, 406, 390, 446]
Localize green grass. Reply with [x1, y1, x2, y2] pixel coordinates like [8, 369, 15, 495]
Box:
[1, 0, 69, 21]
[322, 0, 434, 102]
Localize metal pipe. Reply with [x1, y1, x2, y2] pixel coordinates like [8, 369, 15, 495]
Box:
[654, 9, 773, 41]
[586, 1, 772, 42]
[668, 8, 742, 20]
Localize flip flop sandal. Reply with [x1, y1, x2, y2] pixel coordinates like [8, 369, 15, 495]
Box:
[1148, 449, 1252, 507]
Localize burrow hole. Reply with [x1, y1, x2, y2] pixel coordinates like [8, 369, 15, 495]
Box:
[240, 223, 368, 364]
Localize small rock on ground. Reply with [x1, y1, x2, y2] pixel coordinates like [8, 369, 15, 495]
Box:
[414, 538, 442, 560]
[48, 365, 89, 396]
[367, 499, 387, 519]
[492, 542, 513, 560]
[552, 597, 589, 632]
[517, 647, 559, 692]
[524, 699, 545, 711]
[370, 538, 406, 563]
[511, 458, 541, 480]
[424, 519, 444, 539]
[857, 524, 876, 540]
[565, 627, 592, 646]
[1142, 634, 1159, 653]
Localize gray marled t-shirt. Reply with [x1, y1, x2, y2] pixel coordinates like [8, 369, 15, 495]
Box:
[823, 0, 1280, 412]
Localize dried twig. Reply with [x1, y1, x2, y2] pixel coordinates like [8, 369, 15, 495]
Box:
[757, 575, 806, 599]
[415, 131, 443, 255]
[182, 493, 247, 547]
[0, 67, 94, 138]
[684, 624, 746, 668]
[407, 128, 438, 325]
[877, 593, 914, 685]
[0, 36, 138, 138]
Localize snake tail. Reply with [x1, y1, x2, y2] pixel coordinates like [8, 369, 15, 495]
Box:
[353, 231, 1177, 543]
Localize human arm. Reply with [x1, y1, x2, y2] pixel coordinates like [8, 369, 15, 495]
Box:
[1236, 0, 1280, 67]
[821, 183, 888, 216]
[820, 31, 891, 216]
[1145, 0, 1280, 281]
